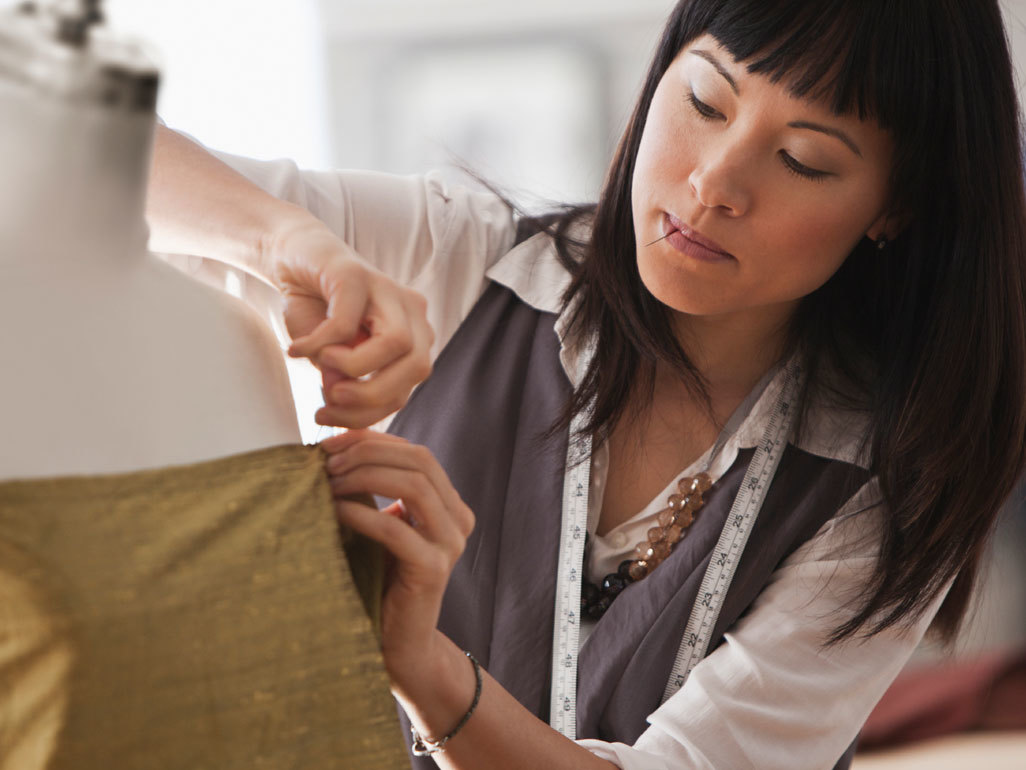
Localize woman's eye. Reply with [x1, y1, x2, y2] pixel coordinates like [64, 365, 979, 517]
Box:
[687, 92, 723, 121]
[779, 151, 831, 181]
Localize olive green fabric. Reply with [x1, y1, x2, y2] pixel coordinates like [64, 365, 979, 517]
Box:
[340, 496, 386, 641]
[0, 444, 406, 770]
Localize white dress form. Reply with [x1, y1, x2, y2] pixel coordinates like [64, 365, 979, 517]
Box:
[0, 15, 317, 770]
[0, 75, 300, 481]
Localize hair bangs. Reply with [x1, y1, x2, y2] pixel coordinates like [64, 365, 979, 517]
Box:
[702, 0, 932, 132]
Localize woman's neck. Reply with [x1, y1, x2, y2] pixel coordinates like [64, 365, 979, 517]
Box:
[673, 301, 797, 412]
[0, 85, 154, 268]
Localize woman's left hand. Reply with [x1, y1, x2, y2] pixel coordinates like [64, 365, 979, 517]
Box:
[322, 430, 475, 686]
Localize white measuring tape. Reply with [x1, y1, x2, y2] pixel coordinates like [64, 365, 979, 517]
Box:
[549, 360, 803, 737]
[548, 409, 592, 739]
[662, 358, 803, 702]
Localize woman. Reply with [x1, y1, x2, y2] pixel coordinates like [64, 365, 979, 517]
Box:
[148, 1, 1026, 767]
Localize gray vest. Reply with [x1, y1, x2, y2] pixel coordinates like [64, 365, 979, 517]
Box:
[388, 281, 868, 768]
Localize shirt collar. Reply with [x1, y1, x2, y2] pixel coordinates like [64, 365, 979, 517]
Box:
[485, 230, 870, 470]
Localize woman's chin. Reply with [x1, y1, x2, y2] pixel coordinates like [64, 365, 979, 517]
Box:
[636, 251, 726, 317]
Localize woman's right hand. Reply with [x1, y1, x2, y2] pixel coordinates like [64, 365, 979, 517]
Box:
[148, 126, 433, 428]
[266, 216, 435, 429]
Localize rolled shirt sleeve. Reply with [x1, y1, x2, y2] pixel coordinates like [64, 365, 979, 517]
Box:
[577, 480, 947, 770]
[205, 150, 517, 360]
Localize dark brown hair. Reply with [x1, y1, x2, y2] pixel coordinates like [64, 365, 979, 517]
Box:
[534, 0, 1026, 642]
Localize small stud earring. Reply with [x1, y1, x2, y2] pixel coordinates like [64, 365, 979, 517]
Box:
[875, 236, 889, 251]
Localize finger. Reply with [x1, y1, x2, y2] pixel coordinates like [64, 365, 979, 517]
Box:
[330, 465, 464, 553]
[380, 500, 406, 519]
[329, 452, 465, 542]
[315, 329, 373, 379]
[316, 371, 422, 429]
[325, 356, 429, 419]
[318, 289, 416, 378]
[279, 294, 329, 346]
[324, 435, 476, 540]
[314, 403, 397, 430]
[288, 304, 366, 359]
[326, 303, 432, 404]
[326, 439, 458, 509]
[321, 428, 407, 454]
[326, 439, 474, 538]
[286, 266, 370, 357]
[334, 499, 450, 591]
[315, 377, 427, 427]
[319, 363, 351, 397]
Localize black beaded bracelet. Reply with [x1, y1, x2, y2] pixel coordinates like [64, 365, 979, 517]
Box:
[410, 651, 483, 756]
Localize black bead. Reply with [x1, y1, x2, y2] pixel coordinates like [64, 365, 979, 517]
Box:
[601, 574, 627, 598]
[617, 559, 635, 581]
[585, 595, 611, 620]
[581, 581, 599, 609]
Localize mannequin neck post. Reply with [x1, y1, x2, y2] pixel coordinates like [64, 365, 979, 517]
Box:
[0, 85, 155, 267]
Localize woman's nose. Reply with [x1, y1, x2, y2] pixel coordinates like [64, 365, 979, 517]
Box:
[687, 143, 752, 217]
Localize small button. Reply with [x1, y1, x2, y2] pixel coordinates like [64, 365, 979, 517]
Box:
[611, 532, 629, 549]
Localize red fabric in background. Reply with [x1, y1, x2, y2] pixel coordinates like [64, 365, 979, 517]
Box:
[859, 646, 1026, 750]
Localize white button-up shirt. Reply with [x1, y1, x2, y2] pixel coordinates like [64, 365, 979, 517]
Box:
[185, 151, 945, 770]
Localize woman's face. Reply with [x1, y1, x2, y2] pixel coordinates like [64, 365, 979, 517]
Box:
[631, 34, 894, 333]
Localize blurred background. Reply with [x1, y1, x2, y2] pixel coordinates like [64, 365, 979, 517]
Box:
[86, 0, 1026, 205]
[100, 0, 675, 204]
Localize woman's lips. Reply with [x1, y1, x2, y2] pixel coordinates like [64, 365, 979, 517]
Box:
[662, 213, 734, 262]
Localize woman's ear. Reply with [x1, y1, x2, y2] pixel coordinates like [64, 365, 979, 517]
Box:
[866, 209, 911, 245]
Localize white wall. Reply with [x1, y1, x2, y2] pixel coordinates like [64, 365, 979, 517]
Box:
[103, 0, 332, 168]
[1003, 0, 1026, 99]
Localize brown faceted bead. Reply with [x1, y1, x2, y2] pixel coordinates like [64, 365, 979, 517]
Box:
[664, 524, 684, 543]
[628, 560, 650, 581]
[633, 543, 655, 562]
[596, 469, 717, 603]
[679, 473, 712, 496]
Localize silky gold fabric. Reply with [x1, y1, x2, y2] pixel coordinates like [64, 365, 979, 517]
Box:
[0, 444, 406, 769]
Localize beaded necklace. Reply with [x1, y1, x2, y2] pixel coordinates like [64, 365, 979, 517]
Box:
[581, 471, 712, 619]
[580, 364, 781, 620]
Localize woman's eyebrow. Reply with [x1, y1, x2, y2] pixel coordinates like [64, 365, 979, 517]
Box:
[788, 121, 863, 158]
[688, 49, 864, 159]
[689, 49, 739, 94]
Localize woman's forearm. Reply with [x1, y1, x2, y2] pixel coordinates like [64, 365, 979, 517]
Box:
[394, 631, 618, 770]
[146, 124, 312, 283]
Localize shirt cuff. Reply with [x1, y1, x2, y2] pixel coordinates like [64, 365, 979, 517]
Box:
[576, 739, 675, 770]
